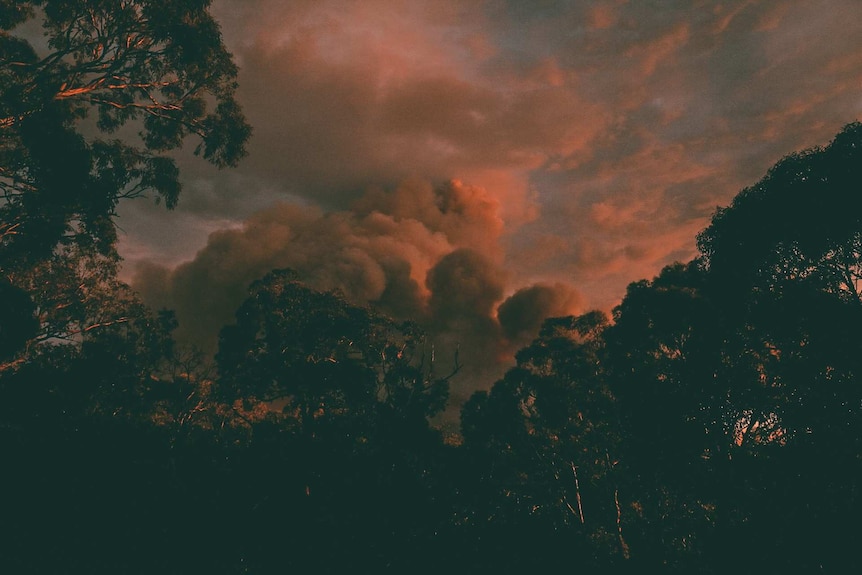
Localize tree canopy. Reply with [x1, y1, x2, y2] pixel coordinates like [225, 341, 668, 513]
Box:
[2, 6, 861, 568]
[0, 0, 251, 263]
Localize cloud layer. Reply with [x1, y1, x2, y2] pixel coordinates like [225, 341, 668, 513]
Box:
[122, 0, 862, 397]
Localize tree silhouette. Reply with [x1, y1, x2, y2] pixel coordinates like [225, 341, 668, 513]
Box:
[693, 121, 862, 572]
[0, 278, 37, 360]
[0, 0, 250, 378]
[0, 4, 252, 572]
[453, 122, 862, 572]
[216, 269, 449, 418]
[459, 311, 631, 570]
[2, 11, 861, 568]
[1, 0, 251, 263]
[210, 269, 454, 572]
[699, 122, 862, 304]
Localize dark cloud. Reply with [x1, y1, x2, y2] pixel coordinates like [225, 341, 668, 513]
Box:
[498, 283, 584, 343]
[421, 248, 507, 407]
[427, 248, 505, 328]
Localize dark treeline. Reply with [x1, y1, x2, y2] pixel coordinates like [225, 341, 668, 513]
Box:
[3, 2, 862, 573]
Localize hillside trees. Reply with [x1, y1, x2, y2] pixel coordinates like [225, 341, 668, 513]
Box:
[2, 3, 861, 567]
[0, 4, 252, 571]
[699, 122, 862, 302]
[460, 121, 862, 572]
[211, 269, 455, 572]
[600, 125, 862, 572]
[615, 123, 862, 571]
[216, 269, 450, 425]
[691, 122, 862, 571]
[0, 0, 251, 478]
[697, 122, 862, 450]
[459, 311, 631, 569]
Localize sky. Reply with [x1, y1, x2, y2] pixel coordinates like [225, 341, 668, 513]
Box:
[118, 0, 862, 405]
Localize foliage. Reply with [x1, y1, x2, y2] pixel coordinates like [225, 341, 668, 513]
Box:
[698, 122, 862, 303]
[460, 310, 630, 568]
[456, 121, 862, 572]
[216, 269, 450, 421]
[0, 0, 251, 263]
[207, 270, 454, 565]
[2, 11, 861, 568]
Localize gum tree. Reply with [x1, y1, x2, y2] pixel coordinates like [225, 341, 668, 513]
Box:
[0, 0, 251, 261]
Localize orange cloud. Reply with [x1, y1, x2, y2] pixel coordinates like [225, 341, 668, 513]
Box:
[115, 0, 862, 381]
[625, 22, 690, 77]
[588, 4, 619, 30]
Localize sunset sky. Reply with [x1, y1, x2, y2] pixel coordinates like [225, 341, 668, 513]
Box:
[118, 0, 862, 398]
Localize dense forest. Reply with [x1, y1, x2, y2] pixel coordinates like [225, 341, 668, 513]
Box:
[2, 2, 861, 573]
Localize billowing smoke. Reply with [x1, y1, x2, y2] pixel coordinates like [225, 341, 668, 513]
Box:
[423, 248, 506, 404]
[498, 283, 584, 343]
[427, 248, 505, 329]
[133, 178, 582, 407]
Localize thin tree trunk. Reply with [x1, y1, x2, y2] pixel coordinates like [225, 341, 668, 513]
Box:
[570, 462, 585, 524]
[614, 487, 630, 559]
